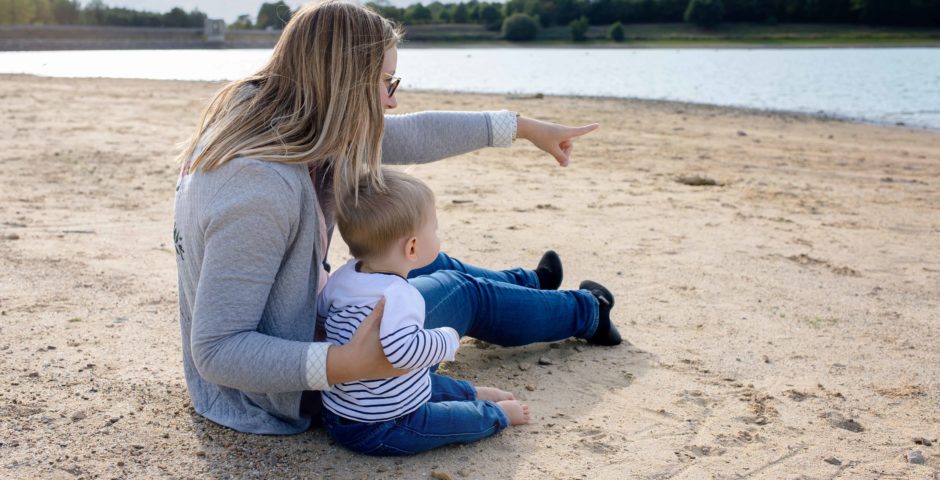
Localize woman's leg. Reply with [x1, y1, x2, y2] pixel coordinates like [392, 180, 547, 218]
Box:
[408, 251, 539, 287]
[411, 270, 599, 346]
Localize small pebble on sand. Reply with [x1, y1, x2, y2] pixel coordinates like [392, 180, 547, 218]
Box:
[826, 413, 864, 433]
[907, 450, 925, 464]
[913, 437, 933, 446]
[824, 457, 841, 466]
[430, 470, 453, 480]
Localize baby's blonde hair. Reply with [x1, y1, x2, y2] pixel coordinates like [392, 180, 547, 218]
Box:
[338, 168, 435, 259]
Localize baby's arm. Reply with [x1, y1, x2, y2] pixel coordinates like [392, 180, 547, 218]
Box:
[379, 284, 459, 370]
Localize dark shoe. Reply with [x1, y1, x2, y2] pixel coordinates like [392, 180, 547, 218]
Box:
[580, 280, 622, 346]
[535, 250, 563, 290]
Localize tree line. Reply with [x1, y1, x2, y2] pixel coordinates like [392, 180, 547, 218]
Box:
[1, 0, 937, 28]
[0, 0, 206, 27]
[373, 0, 939, 29]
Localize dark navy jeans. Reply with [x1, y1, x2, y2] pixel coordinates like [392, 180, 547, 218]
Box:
[324, 373, 508, 456]
[408, 252, 600, 345]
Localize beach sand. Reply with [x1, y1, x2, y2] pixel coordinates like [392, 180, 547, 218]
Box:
[1, 74, 938, 479]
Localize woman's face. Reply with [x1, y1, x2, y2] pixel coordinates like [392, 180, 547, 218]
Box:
[380, 46, 398, 111]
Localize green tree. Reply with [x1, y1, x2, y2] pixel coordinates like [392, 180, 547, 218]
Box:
[501, 12, 538, 40]
[33, 0, 54, 24]
[722, 0, 770, 21]
[569, 15, 588, 40]
[257, 1, 292, 29]
[608, 20, 625, 41]
[554, 0, 586, 25]
[803, 0, 853, 22]
[653, 0, 690, 20]
[453, 2, 469, 22]
[850, 0, 940, 25]
[82, 0, 106, 24]
[51, 0, 81, 24]
[164, 7, 188, 26]
[427, 1, 447, 21]
[366, 2, 405, 22]
[231, 13, 253, 29]
[405, 3, 432, 23]
[585, 0, 617, 25]
[4, 0, 37, 24]
[503, 0, 526, 16]
[478, 2, 503, 29]
[685, 0, 726, 27]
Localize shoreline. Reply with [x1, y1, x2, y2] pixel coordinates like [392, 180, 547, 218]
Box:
[4, 72, 937, 133]
[409, 86, 940, 133]
[3, 40, 939, 51]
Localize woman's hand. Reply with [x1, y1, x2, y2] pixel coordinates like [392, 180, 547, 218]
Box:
[325, 299, 410, 385]
[516, 116, 600, 167]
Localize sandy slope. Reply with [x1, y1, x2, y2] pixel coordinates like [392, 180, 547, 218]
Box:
[1, 74, 938, 479]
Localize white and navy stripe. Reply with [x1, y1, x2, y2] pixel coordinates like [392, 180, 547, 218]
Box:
[318, 260, 460, 423]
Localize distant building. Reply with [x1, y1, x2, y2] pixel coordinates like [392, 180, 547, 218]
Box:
[204, 19, 226, 43]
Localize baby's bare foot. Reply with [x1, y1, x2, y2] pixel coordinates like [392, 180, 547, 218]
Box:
[476, 386, 515, 402]
[497, 400, 530, 425]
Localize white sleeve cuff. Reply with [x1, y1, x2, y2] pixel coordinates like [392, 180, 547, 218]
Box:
[304, 342, 331, 390]
[489, 110, 517, 148]
[440, 327, 460, 361]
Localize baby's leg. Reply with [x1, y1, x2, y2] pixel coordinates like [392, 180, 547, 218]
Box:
[364, 400, 515, 456]
[475, 386, 515, 402]
[497, 400, 531, 425]
[429, 372, 516, 403]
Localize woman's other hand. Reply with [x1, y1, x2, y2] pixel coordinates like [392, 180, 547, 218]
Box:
[325, 299, 409, 385]
[516, 116, 600, 167]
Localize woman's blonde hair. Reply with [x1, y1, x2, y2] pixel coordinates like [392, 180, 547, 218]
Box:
[338, 168, 434, 259]
[176, 0, 401, 214]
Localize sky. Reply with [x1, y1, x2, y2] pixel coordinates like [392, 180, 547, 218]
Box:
[105, 1, 416, 23]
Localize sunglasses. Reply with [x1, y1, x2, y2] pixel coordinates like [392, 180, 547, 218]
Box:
[385, 73, 401, 97]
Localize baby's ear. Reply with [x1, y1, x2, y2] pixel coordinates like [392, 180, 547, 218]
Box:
[403, 236, 419, 261]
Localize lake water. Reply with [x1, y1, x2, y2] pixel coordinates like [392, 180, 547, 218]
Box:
[1, 48, 938, 130]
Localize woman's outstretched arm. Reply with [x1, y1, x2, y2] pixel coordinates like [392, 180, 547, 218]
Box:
[382, 111, 511, 164]
[382, 111, 599, 166]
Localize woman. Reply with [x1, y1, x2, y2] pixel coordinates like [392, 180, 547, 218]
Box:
[174, 0, 620, 435]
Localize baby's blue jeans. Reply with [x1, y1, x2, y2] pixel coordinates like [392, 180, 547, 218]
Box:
[324, 373, 508, 456]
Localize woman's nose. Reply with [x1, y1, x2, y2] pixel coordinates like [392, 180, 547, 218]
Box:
[384, 95, 398, 110]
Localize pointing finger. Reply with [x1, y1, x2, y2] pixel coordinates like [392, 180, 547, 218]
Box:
[568, 123, 600, 138]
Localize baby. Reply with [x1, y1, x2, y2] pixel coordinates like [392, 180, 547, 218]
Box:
[319, 168, 529, 456]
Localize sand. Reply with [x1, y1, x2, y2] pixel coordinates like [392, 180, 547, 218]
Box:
[1, 73, 938, 479]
